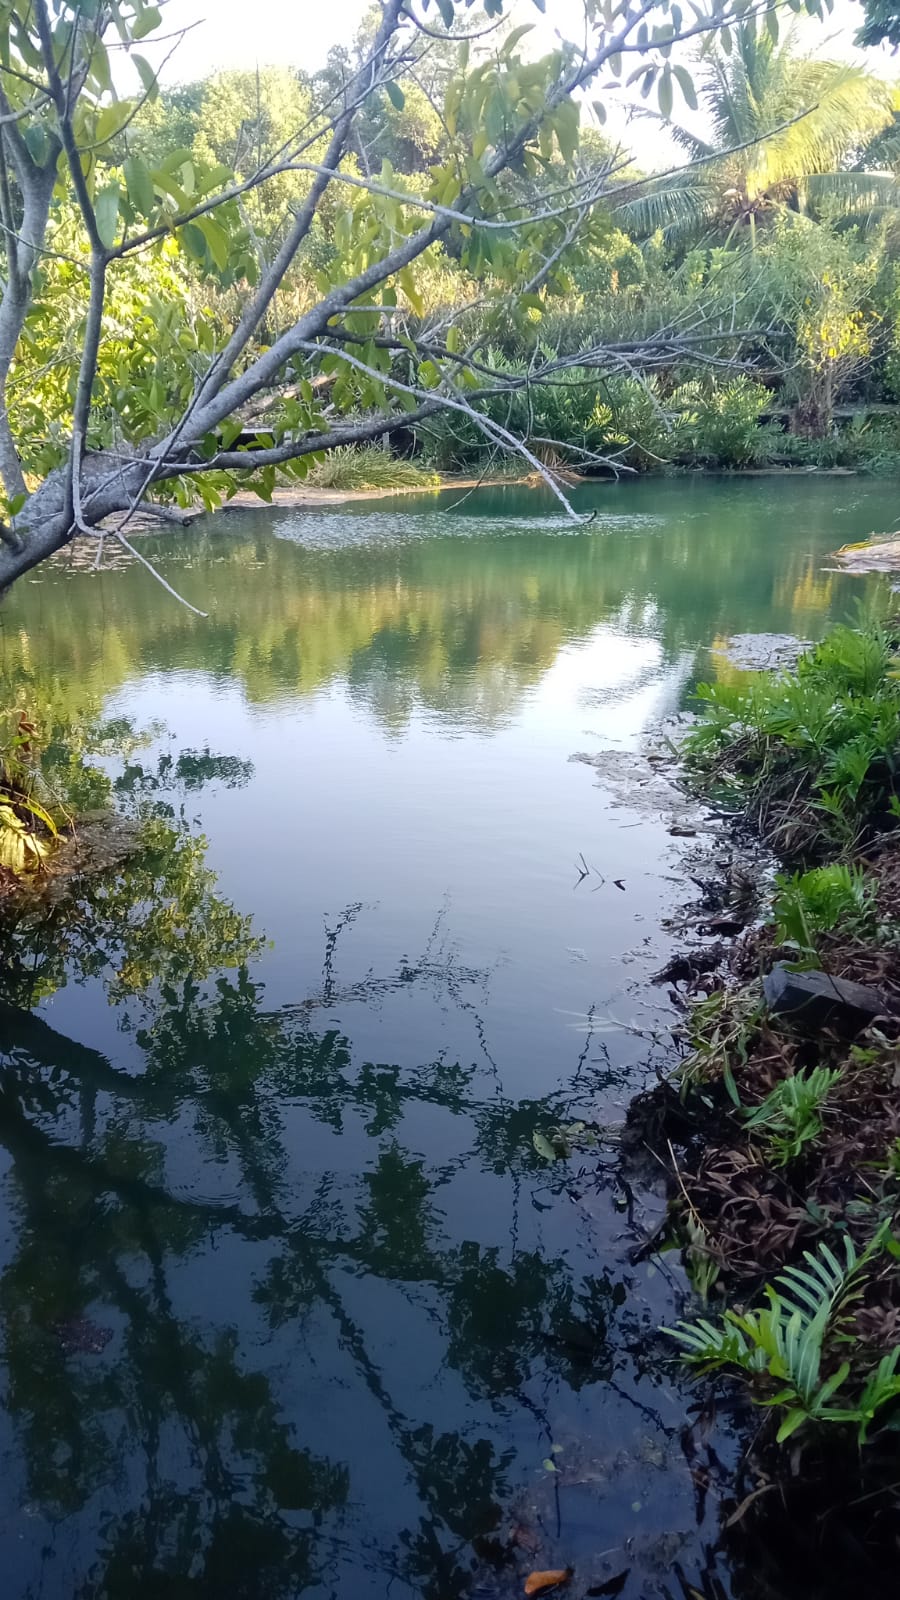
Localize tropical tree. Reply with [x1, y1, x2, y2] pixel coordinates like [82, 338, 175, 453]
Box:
[618, 23, 894, 250]
[0, 0, 841, 604]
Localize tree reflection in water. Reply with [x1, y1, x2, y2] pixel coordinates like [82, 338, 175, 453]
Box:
[0, 808, 709, 1600]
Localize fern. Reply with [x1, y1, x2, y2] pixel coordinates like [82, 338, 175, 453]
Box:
[665, 1228, 899, 1443]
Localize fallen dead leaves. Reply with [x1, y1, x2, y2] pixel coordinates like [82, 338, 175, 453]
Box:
[524, 1570, 572, 1596]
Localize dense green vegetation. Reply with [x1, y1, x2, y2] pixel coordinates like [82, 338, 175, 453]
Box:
[663, 615, 900, 1458]
[96, 12, 900, 482]
[0, 0, 895, 601]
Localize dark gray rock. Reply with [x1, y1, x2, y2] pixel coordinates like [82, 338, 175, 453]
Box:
[763, 963, 892, 1035]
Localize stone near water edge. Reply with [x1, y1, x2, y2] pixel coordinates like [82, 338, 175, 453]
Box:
[763, 963, 892, 1035]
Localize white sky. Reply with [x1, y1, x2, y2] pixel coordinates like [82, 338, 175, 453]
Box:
[147, 0, 896, 170]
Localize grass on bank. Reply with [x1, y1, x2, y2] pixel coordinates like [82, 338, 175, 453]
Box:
[663, 611, 900, 1454]
[683, 613, 900, 859]
[304, 446, 441, 492]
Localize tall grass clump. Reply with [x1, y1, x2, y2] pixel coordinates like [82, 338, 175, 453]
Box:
[305, 446, 441, 492]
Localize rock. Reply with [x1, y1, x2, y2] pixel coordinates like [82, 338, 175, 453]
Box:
[763, 963, 892, 1034]
[833, 536, 900, 574]
[699, 916, 746, 937]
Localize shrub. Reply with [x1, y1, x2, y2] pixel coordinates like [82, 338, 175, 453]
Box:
[742, 1065, 844, 1165]
[666, 1229, 900, 1445]
[0, 712, 60, 876]
[684, 615, 900, 858]
[672, 377, 774, 467]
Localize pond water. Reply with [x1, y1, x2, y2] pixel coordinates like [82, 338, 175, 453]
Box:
[0, 477, 891, 1599]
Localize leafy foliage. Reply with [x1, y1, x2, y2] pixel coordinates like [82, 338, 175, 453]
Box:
[774, 863, 877, 954]
[666, 1230, 900, 1443]
[620, 25, 893, 253]
[742, 1065, 844, 1165]
[0, 711, 62, 879]
[0, 0, 878, 592]
[304, 446, 441, 491]
[684, 615, 900, 858]
[672, 377, 772, 467]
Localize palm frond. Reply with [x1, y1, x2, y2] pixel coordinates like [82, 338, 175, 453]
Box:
[802, 168, 899, 222]
[628, 104, 714, 162]
[612, 181, 719, 247]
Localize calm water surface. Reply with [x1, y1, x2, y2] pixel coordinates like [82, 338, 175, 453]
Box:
[0, 478, 890, 1599]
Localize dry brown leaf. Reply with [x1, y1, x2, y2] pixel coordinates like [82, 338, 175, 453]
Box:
[524, 1570, 572, 1596]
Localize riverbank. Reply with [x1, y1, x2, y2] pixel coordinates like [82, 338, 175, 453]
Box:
[222, 464, 874, 508]
[638, 614, 900, 1571]
[114, 462, 885, 532]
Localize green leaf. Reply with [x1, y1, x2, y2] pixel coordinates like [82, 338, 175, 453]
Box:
[219, 418, 244, 450]
[150, 172, 188, 211]
[89, 38, 112, 93]
[96, 101, 134, 145]
[132, 5, 162, 39]
[94, 183, 121, 248]
[13, 792, 58, 838]
[386, 81, 405, 111]
[24, 124, 47, 166]
[132, 54, 159, 99]
[179, 222, 207, 261]
[503, 24, 535, 52]
[672, 64, 698, 112]
[722, 1058, 742, 1109]
[437, 0, 454, 26]
[532, 1131, 558, 1162]
[196, 214, 231, 271]
[124, 155, 155, 218]
[775, 1407, 808, 1443]
[658, 67, 673, 120]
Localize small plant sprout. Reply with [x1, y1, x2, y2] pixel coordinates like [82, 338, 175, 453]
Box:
[742, 1066, 845, 1166]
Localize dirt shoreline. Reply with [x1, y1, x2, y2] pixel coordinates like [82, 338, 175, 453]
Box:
[219, 465, 865, 509]
[100, 464, 886, 538]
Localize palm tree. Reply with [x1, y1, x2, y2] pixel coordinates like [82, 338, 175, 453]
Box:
[616, 25, 895, 252]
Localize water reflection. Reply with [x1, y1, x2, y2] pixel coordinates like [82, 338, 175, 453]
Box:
[0, 478, 890, 1597]
[1, 478, 885, 734]
[0, 861, 701, 1599]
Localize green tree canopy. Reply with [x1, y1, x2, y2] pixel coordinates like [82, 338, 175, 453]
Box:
[0, 0, 853, 602]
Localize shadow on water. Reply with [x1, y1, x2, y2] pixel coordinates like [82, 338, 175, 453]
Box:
[0, 477, 896, 1597]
